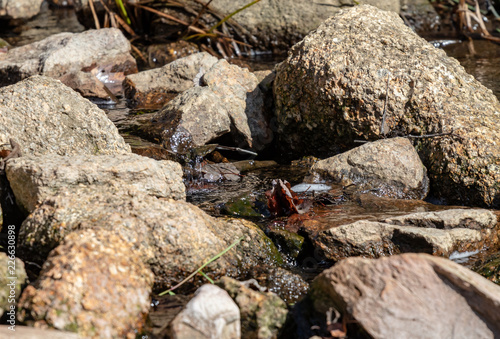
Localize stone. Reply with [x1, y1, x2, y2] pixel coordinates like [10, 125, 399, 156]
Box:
[309, 253, 500, 338]
[0, 0, 43, 20]
[0, 253, 27, 318]
[123, 52, 218, 109]
[17, 186, 283, 290]
[400, 0, 441, 33]
[58, 71, 111, 99]
[313, 209, 499, 260]
[311, 137, 429, 199]
[0, 325, 79, 338]
[202, 59, 272, 151]
[5, 153, 185, 213]
[274, 5, 500, 207]
[152, 86, 231, 152]
[0, 28, 137, 87]
[18, 229, 154, 338]
[200, 162, 240, 182]
[474, 252, 500, 285]
[168, 284, 240, 339]
[216, 277, 288, 339]
[0, 76, 130, 156]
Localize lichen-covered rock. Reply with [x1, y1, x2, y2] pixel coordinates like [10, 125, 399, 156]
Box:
[0, 253, 27, 318]
[311, 137, 429, 199]
[18, 229, 154, 338]
[313, 209, 498, 260]
[308, 253, 500, 338]
[274, 5, 500, 207]
[217, 277, 288, 339]
[18, 186, 282, 290]
[6, 153, 185, 213]
[0, 28, 137, 87]
[0, 76, 130, 156]
[123, 52, 218, 109]
[0, 0, 43, 20]
[168, 284, 240, 339]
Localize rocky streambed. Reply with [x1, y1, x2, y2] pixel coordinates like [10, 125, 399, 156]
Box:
[1, 1, 500, 339]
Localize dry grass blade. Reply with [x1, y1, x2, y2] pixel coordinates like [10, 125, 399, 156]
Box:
[89, 0, 101, 29]
[114, 12, 136, 36]
[130, 43, 148, 63]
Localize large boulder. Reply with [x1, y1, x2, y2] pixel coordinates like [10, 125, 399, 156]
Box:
[0, 28, 137, 87]
[307, 253, 500, 338]
[17, 186, 283, 290]
[311, 137, 429, 199]
[5, 153, 185, 213]
[274, 5, 500, 207]
[0, 0, 43, 20]
[0, 76, 130, 156]
[18, 229, 154, 338]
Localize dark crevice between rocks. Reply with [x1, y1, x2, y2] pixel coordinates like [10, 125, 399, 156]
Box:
[391, 228, 434, 254]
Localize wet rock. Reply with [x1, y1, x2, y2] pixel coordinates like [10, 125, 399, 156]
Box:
[252, 267, 309, 305]
[201, 162, 240, 182]
[0, 0, 43, 20]
[474, 252, 500, 285]
[313, 209, 498, 260]
[0, 253, 27, 318]
[152, 86, 231, 152]
[18, 229, 154, 338]
[147, 40, 200, 68]
[6, 153, 185, 213]
[18, 186, 283, 290]
[267, 228, 305, 260]
[0, 76, 130, 156]
[400, 0, 441, 34]
[0, 325, 79, 338]
[168, 284, 240, 339]
[221, 193, 264, 218]
[123, 52, 218, 109]
[0, 28, 137, 87]
[216, 277, 288, 339]
[58, 71, 111, 99]
[308, 253, 500, 338]
[311, 137, 429, 199]
[274, 5, 500, 207]
[202, 59, 272, 151]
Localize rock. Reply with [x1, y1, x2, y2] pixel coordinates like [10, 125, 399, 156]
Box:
[17, 186, 283, 290]
[0, 325, 79, 338]
[200, 162, 240, 182]
[202, 59, 272, 151]
[0, 253, 27, 318]
[274, 5, 500, 207]
[5, 153, 185, 213]
[308, 253, 500, 338]
[152, 86, 231, 152]
[216, 277, 288, 339]
[267, 228, 305, 260]
[311, 137, 429, 199]
[400, 0, 441, 34]
[18, 229, 154, 338]
[0, 28, 137, 87]
[0, 0, 43, 20]
[147, 41, 200, 68]
[123, 52, 218, 109]
[168, 284, 240, 339]
[313, 209, 498, 260]
[0, 76, 130, 156]
[251, 267, 310, 305]
[58, 71, 111, 99]
[474, 252, 500, 285]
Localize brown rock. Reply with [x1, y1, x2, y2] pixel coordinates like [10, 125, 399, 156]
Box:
[58, 71, 111, 99]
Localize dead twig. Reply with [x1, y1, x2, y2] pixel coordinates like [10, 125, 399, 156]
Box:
[89, 0, 101, 29]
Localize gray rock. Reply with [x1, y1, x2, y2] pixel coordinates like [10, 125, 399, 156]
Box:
[0, 253, 27, 318]
[311, 137, 429, 199]
[152, 86, 231, 152]
[123, 52, 218, 109]
[313, 209, 498, 260]
[0, 76, 130, 156]
[200, 162, 241, 182]
[400, 0, 441, 33]
[5, 153, 185, 213]
[18, 229, 154, 338]
[202, 59, 272, 151]
[274, 5, 500, 207]
[0, 28, 137, 87]
[0, 0, 43, 20]
[0, 326, 79, 339]
[58, 71, 111, 99]
[216, 277, 288, 339]
[17, 186, 283, 290]
[310, 253, 500, 338]
[168, 284, 240, 339]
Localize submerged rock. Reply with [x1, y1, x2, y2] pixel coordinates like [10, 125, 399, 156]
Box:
[216, 277, 288, 339]
[311, 137, 429, 199]
[0, 253, 27, 318]
[6, 153, 185, 213]
[18, 186, 282, 290]
[474, 252, 500, 285]
[0, 76, 130, 156]
[312, 209, 498, 260]
[18, 229, 154, 338]
[307, 253, 500, 338]
[0, 0, 43, 20]
[0, 28, 137, 87]
[168, 284, 240, 339]
[274, 5, 500, 207]
[123, 52, 218, 109]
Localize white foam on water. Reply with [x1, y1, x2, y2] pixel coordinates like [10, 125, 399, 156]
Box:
[449, 250, 480, 263]
[291, 183, 331, 193]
